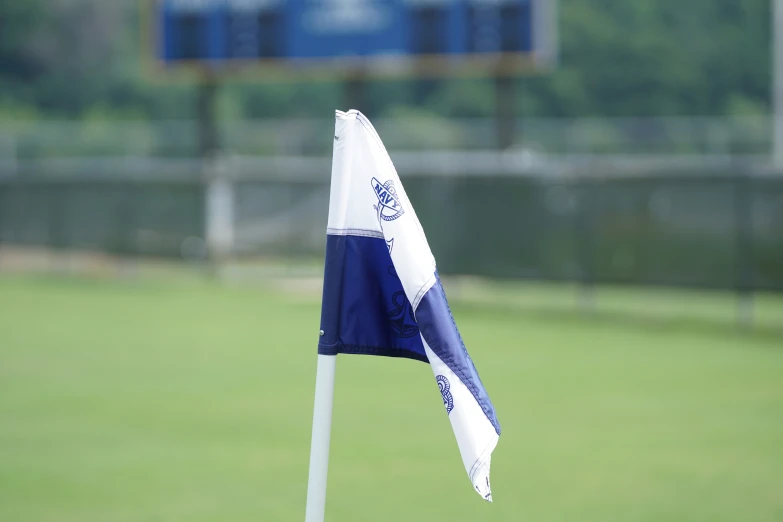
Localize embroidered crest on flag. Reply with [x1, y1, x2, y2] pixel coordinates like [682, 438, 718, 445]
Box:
[436, 375, 454, 414]
[372, 177, 404, 222]
[388, 291, 419, 338]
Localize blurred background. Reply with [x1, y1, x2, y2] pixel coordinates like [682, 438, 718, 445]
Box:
[0, 1, 782, 521]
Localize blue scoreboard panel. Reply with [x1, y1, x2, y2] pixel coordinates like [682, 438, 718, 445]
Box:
[151, 0, 556, 74]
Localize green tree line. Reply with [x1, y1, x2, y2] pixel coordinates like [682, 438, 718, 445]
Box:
[0, 0, 771, 121]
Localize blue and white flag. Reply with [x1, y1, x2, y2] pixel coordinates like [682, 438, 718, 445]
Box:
[318, 110, 501, 500]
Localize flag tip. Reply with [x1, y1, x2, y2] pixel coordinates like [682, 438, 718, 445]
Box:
[472, 455, 494, 502]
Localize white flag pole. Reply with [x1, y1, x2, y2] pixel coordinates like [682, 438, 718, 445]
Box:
[304, 354, 337, 522]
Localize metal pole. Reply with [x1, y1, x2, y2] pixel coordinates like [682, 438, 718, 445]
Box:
[774, 0, 783, 168]
[304, 354, 337, 522]
[575, 182, 596, 312]
[196, 75, 231, 275]
[733, 163, 755, 327]
[534, 0, 559, 68]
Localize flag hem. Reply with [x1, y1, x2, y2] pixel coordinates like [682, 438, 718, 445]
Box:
[317, 342, 429, 363]
[326, 228, 384, 239]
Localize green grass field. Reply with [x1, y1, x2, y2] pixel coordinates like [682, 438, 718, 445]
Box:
[1, 274, 782, 522]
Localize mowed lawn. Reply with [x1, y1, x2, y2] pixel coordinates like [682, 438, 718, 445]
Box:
[0, 275, 782, 522]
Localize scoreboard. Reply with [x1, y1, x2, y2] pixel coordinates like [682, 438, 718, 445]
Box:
[151, 0, 556, 74]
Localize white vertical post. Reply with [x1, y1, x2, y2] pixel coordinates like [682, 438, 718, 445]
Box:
[205, 157, 234, 266]
[774, 0, 783, 167]
[737, 293, 755, 328]
[534, 0, 559, 68]
[304, 354, 337, 522]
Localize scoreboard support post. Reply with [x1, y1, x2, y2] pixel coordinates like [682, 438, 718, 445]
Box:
[196, 73, 232, 274]
[343, 71, 370, 118]
[196, 75, 220, 159]
[494, 74, 517, 150]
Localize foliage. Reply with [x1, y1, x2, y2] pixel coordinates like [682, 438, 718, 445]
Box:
[0, 0, 772, 120]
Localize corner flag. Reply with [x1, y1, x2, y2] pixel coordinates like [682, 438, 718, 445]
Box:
[305, 110, 500, 521]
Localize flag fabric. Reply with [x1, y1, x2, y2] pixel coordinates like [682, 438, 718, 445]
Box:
[318, 110, 501, 500]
